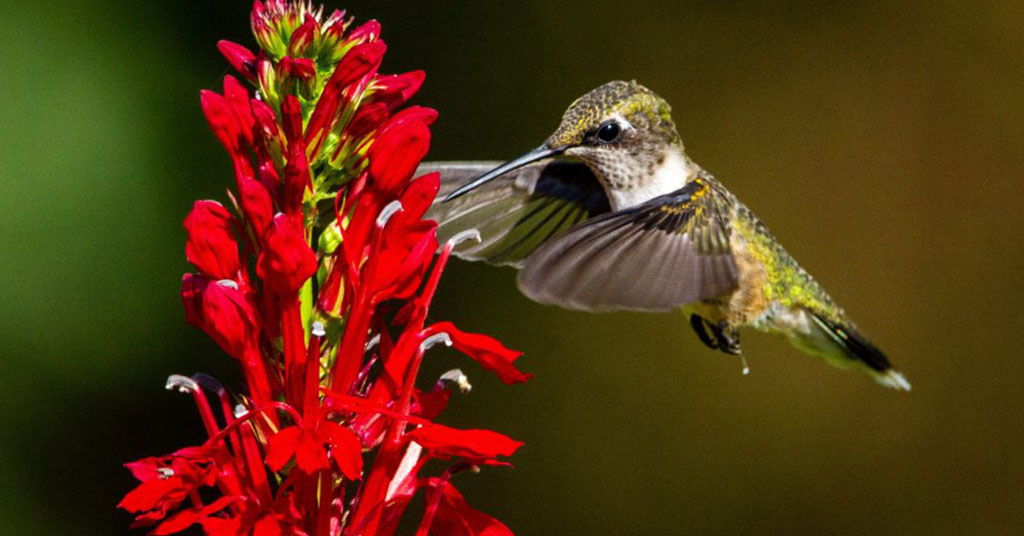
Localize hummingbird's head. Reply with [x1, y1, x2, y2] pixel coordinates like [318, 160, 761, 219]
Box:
[547, 80, 680, 154]
[444, 81, 689, 206]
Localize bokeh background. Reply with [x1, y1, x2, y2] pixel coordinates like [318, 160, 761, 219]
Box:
[3, 0, 1023, 533]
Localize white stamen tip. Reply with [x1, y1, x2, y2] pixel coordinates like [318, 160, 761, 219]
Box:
[447, 229, 481, 248]
[157, 467, 175, 479]
[166, 375, 199, 393]
[311, 321, 326, 338]
[234, 404, 247, 418]
[420, 332, 452, 352]
[217, 279, 239, 290]
[376, 200, 404, 228]
[439, 368, 472, 394]
[739, 355, 750, 376]
[365, 333, 381, 351]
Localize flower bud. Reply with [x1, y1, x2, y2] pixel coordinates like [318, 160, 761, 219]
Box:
[257, 214, 317, 295]
[184, 200, 241, 280]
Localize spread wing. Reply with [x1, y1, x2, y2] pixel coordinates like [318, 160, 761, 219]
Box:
[517, 177, 739, 312]
[420, 161, 611, 267]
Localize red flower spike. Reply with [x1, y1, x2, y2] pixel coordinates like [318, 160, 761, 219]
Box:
[238, 177, 274, 240]
[429, 321, 532, 385]
[184, 200, 241, 280]
[257, 214, 317, 296]
[368, 118, 431, 196]
[428, 481, 514, 536]
[217, 40, 258, 81]
[408, 423, 523, 462]
[128, 5, 532, 534]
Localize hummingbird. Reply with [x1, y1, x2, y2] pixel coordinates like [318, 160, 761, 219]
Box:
[421, 80, 910, 390]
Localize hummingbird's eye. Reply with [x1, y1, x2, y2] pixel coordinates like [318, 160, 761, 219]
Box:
[596, 121, 623, 143]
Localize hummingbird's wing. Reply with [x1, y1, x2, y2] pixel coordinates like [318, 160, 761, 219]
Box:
[517, 178, 738, 312]
[420, 161, 611, 267]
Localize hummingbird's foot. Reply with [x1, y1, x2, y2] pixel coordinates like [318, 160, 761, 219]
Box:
[689, 314, 720, 351]
[711, 321, 742, 356]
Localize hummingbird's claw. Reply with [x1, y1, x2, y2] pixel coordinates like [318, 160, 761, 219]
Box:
[689, 314, 720, 350]
[713, 321, 742, 356]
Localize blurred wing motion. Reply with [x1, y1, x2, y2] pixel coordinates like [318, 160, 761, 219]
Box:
[517, 177, 739, 312]
[423, 161, 740, 313]
[421, 160, 611, 267]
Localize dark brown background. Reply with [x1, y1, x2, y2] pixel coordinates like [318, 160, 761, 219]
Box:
[2, 1, 1022, 533]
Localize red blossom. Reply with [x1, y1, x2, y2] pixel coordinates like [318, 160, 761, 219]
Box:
[372, 70, 426, 111]
[218, 40, 258, 81]
[368, 114, 432, 196]
[265, 416, 362, 479]
[428, 481, 514, 536]
[237, 177, 274, 239]
[184, 200, 241, 280]
[429, 321, 532, 385]
[256, 214, 317, 296]
[181, 275, 259, 361]
[125, 4, 530, 535]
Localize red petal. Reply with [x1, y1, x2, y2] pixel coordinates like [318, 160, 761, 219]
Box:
[372, 70, 425, 111]
[432, 481, 515, 536]
[294, 428, 329, 473]
[199, 280, 259, 360]
[283, 141, 310, 216]
[238, 177, 274, 239]
[368, 116, 431, 196]
[400, 172, 440, 221]
[319, 421, 364, 480]
[346, 102, 389, 141]
[407, 423, 523, 462]
[200, 90, 241, 155]
[222, 76, 254, 146]
[288, 14, 317, 56]
[264, 425, 301, 471]
[217, 40, 257, 81]
[346, 19, 381, 44]
[430, 322, 532, 385]
[280, 95, 303, 146]
[305, 41, 387, 149]
[184, 200, 240, 280]
[257, 214, 317, 295]
[118, 477, 185, 513]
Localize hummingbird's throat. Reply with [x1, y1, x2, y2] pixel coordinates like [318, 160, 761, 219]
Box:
[600, 149, 696, 210]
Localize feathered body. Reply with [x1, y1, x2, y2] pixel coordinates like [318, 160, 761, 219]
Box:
[424, 80, 909, 390]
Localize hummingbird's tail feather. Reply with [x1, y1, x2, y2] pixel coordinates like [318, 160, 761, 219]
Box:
[805, 313, 911, 391]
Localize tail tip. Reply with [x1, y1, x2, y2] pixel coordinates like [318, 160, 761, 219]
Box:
[876, 369, 912, 391]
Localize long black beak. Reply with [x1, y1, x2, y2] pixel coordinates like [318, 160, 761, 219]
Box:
[443, 144, 568, 202]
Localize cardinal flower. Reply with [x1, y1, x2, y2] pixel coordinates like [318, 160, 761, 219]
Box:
[121, 2, 530, 535]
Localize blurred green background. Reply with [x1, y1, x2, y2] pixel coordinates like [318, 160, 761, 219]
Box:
[3, 0, 1023, 533]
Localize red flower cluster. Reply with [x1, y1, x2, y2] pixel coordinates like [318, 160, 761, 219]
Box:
[120, 2, 530, 534]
